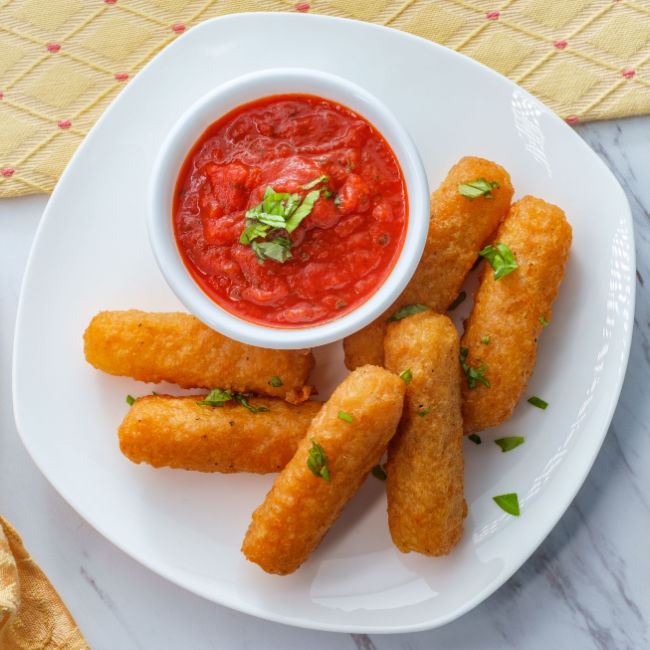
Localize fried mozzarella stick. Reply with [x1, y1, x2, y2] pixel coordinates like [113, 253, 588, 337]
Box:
[461, 196, 572, 434]
[119, 395, 321, 474]
[384, 312, 466, 555]
[241, 365, 405, 575]
[84, 310, 314, 403]
[344, 156, 514, 369]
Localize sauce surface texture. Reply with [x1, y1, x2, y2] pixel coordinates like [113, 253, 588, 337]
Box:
[174, 94, 407, 327]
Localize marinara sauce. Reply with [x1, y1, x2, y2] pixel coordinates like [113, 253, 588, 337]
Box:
[173, 94, 407, 327]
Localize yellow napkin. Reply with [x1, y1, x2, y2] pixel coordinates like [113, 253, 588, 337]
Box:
[0, 516, 88, 650]
[1, 0, 649, 197]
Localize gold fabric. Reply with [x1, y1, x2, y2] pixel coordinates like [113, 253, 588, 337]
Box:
[1, 0, 649, 197]
[0, 516, 88, 650]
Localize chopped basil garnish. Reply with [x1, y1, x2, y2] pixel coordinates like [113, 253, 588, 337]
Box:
[480, 336, 491, 344]
[387, 304, 429, 322]
[300, 175, 329, 190]
[458, 178, 500, 200]
[417, 407, 430, 417]
[479, 243, 518, 280]
[371, 464, 387, 481]
[540, 315, 549, 327]
[527, 396, 548, 409]
[493, 493, 520, 516]
[307, 438, 330, 481]
[460, 346, 490, 389]
[337, 410, 353, 423]
[494, 436, 524, 452]
[399, 368, 412, 384]
[197, 388, 269, 413]
[240, 180, 326, 262]
[448, 291, 467, 311]
[126, 394, 135, 406]
[270, 376, 283, 387]
[468, 434, 482, 444]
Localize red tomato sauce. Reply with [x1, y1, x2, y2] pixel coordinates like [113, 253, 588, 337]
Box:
[173, 94, 407, 327]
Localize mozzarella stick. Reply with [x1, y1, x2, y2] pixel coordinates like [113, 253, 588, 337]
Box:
[384, 312, 466, 555]
[344, 156, 514, 369]
[83, 310, 314, 403]
[461, 196, 572, 434]
[241, 365, 405, 575]
[119, 395, 321, 474]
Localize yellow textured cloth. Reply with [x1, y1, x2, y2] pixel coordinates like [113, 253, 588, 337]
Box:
[0, 516, 88, 650]
[1, 0, 649, 197]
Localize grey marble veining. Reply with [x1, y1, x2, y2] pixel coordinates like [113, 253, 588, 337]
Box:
[1, 115, 649, 649]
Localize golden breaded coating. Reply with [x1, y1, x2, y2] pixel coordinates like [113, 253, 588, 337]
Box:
[119, 395, 321, 474]
[83, 310, 314, 403]
[461, 196, 572, 434]
[344, 156, 514, 369]
[241, 365, 406, 575]
[384, 312, 466, 555]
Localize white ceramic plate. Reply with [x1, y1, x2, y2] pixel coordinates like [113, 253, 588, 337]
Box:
[13, 13, 634, 633]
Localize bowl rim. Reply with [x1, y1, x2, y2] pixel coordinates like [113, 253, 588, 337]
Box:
[147, 67, 429, 349]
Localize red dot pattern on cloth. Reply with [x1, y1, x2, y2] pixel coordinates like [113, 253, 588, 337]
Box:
[565, 116, 580, 124]
[172, 24, 185, 32]
[622, 69, 635, 78]
[554, 40, 567, 49]
[115, 73, 129, 80]
[296, 2, 310, 10]
[47, 43, 61, 52]
[486, 11, 499, 19]
[58, 120, 71, 129]
[2, 168, 15, 177]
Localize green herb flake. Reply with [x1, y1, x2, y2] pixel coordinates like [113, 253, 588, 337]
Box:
[448, 291, 467, 311]
[196, 388, 233, 407]
[300, 175, 329, 190]
[371, 464, 387, 481]
[285, 189, 320, 233]
[493, 493, 520, 516]
[480, 336, 491, 344]
[250, 237, 292, 263]
[468, 434, 482, 444]
[338, 410, 353, 423]
[307, 438, 330, 481]
[417, 407, 431, 417]
[460, 346, 490, 389]
[494, 436, 525, 452]
[540, 315, 549, 327]
[527, 396, 548, 410]
[126, 394, 135, 406]
[399, 368, 412, 384]
[232, 394, 270, 413]
[458, 178, 500, 200]
[479, 243, 519, 280]
[270, 376, 283, 387]
[387, 304, 430, 322]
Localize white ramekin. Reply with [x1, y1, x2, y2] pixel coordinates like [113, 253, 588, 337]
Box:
[148, 68, 429, 349]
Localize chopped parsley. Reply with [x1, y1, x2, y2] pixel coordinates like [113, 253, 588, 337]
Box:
[126, 394, 135, 406]
[270, 376, 283, 387]
[479, 243, 518, 280]
[468, 434, 482, 444]
[197, 388, 269, 413]
[493, 493, 520, 516]
[494, 436, 525, 452]
[307, 438, 330, 481]
[480, 336, 491, 344]
[460, 346, 490, 389]
[371, 464, 387, 481]
[458, 178, 500, 200]
[337, 410, 353, 423]
[239, 181, 327, 262]
[399, 368, 412, 384]
[540, 315, 549, 327]
[447, 291, 467, 311]
[387, 304, 429, 322]
[527, 396, 548, 410]
[417, 407, 431, 417]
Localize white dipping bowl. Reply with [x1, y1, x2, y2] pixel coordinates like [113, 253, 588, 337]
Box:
[148, 68, 429, 349]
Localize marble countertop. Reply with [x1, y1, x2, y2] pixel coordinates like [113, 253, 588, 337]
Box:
[1, 115, 649, 649]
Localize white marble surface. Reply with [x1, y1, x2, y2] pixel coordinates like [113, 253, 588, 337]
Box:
[1, 115, 649, 649]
